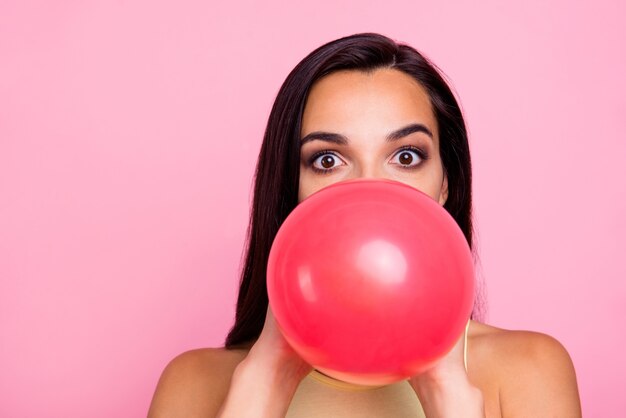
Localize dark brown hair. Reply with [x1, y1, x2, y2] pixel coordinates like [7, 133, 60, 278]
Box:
[224, 32, 486, 349]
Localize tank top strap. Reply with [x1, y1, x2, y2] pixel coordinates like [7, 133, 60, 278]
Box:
[463, 319, 470, 372]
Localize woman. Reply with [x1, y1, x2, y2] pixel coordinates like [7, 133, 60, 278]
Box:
[148, 32, 582, 417]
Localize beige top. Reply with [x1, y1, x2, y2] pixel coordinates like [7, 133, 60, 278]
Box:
[285, 320, 471, 418]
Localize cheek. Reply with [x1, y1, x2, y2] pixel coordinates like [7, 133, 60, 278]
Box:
[298, 172, 336, 203]
[396, 169, 445, 203]
[406, 181, 441, 202]
[297, 172, 313, 203]
[298, 158, 325, 192]
[297, 189, 306, 203]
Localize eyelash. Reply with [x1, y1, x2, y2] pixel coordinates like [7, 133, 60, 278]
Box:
[307, 145, 430, 175]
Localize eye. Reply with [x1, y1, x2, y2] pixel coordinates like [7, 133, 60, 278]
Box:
[390, 146, 428, 169]
[309, 151, 344, 174]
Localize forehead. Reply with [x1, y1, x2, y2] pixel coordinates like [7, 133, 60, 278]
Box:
[301, 68, 438, 139]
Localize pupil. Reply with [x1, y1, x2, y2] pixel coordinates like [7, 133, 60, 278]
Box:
[321, 156, 334, 168]
[400, 152, 413, 165]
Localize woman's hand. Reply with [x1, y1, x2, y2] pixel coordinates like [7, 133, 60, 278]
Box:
[246, 305, 313, 381]
[408, 323, 485, 418]
[216, 305, 312, 418]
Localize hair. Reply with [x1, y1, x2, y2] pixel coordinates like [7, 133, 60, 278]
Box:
[224, 32, 487, 349]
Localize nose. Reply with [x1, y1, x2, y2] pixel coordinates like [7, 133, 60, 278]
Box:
[350, 162, 387, 181]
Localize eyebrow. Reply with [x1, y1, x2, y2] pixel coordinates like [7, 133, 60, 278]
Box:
[300, 123, 434, 145]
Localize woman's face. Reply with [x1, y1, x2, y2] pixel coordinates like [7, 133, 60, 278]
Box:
[298, 68, 448, 205]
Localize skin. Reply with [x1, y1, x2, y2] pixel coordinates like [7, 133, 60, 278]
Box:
[148, 69, 582, 418]
[298, 68, 447, 206]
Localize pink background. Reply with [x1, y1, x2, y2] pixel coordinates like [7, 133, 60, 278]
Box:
[1, 1, 624, 417]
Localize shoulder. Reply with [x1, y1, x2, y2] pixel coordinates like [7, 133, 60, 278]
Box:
[147, 347, 250, 418]
[468, 321, 582, 418]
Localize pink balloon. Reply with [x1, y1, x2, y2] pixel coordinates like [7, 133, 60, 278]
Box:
[267, 178, 475, 386]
